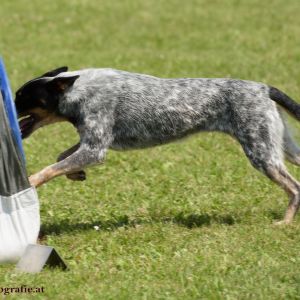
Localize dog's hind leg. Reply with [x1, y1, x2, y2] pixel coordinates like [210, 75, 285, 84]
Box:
[57, 143, 86, 181]
[283, 124, 300, 166]
[235, 112, 300, 224]
[277, 107, 300, 165]
[243, 145, 300, 224]
[263, 166, 300, 224]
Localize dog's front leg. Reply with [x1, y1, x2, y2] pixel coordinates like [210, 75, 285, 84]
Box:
[57, 143, 86, 181]
[29, 147, 106, 188]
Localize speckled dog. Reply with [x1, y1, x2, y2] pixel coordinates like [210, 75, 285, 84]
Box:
[15, 67, 300, 224]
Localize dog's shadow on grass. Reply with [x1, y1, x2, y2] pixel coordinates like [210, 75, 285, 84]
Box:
[39, 212, 238, 238]
[173, 212, 236, 228]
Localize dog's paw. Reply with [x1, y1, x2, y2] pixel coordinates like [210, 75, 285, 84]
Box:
[66, 170, 86, 181]
[29, 173, 45, 188]
[273, 219, 291, 226]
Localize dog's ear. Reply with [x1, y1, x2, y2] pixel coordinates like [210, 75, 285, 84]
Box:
[48, 75, 80, 93]
[41, 66, 68, 77]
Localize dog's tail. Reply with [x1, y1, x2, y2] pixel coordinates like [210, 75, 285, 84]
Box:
[269, 86, 300, 120]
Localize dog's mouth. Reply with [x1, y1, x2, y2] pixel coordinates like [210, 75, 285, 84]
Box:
[19, 115, 36, 139]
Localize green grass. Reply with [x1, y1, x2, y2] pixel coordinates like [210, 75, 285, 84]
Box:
[1, 0, 300, 299]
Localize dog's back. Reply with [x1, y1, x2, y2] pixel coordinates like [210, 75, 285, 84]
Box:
[60, 69, 273, 150]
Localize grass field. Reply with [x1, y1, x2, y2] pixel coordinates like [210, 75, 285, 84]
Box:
[1, 0, 300, 299]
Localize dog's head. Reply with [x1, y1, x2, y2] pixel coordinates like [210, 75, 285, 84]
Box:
[15, 67, 79, 138]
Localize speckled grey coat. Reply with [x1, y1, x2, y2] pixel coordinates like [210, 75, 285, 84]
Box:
[28, 68, 300, 224]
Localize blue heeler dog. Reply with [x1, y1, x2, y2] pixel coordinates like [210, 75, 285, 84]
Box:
[15, 67, 300, 224]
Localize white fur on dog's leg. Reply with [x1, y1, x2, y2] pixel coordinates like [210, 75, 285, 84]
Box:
[29, 173, 47, 188]
[274, 220, 290, 226]
[29, 175, 40, 188]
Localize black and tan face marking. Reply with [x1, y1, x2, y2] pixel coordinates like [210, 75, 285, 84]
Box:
[15, 67, 79, 139]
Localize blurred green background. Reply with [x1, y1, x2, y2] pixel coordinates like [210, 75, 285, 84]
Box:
[1, 0, 300, 299]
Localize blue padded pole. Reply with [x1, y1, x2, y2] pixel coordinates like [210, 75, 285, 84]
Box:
[0, 58, 25, 160]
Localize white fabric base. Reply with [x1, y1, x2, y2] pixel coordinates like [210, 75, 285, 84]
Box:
[0, 187, 40, 263]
